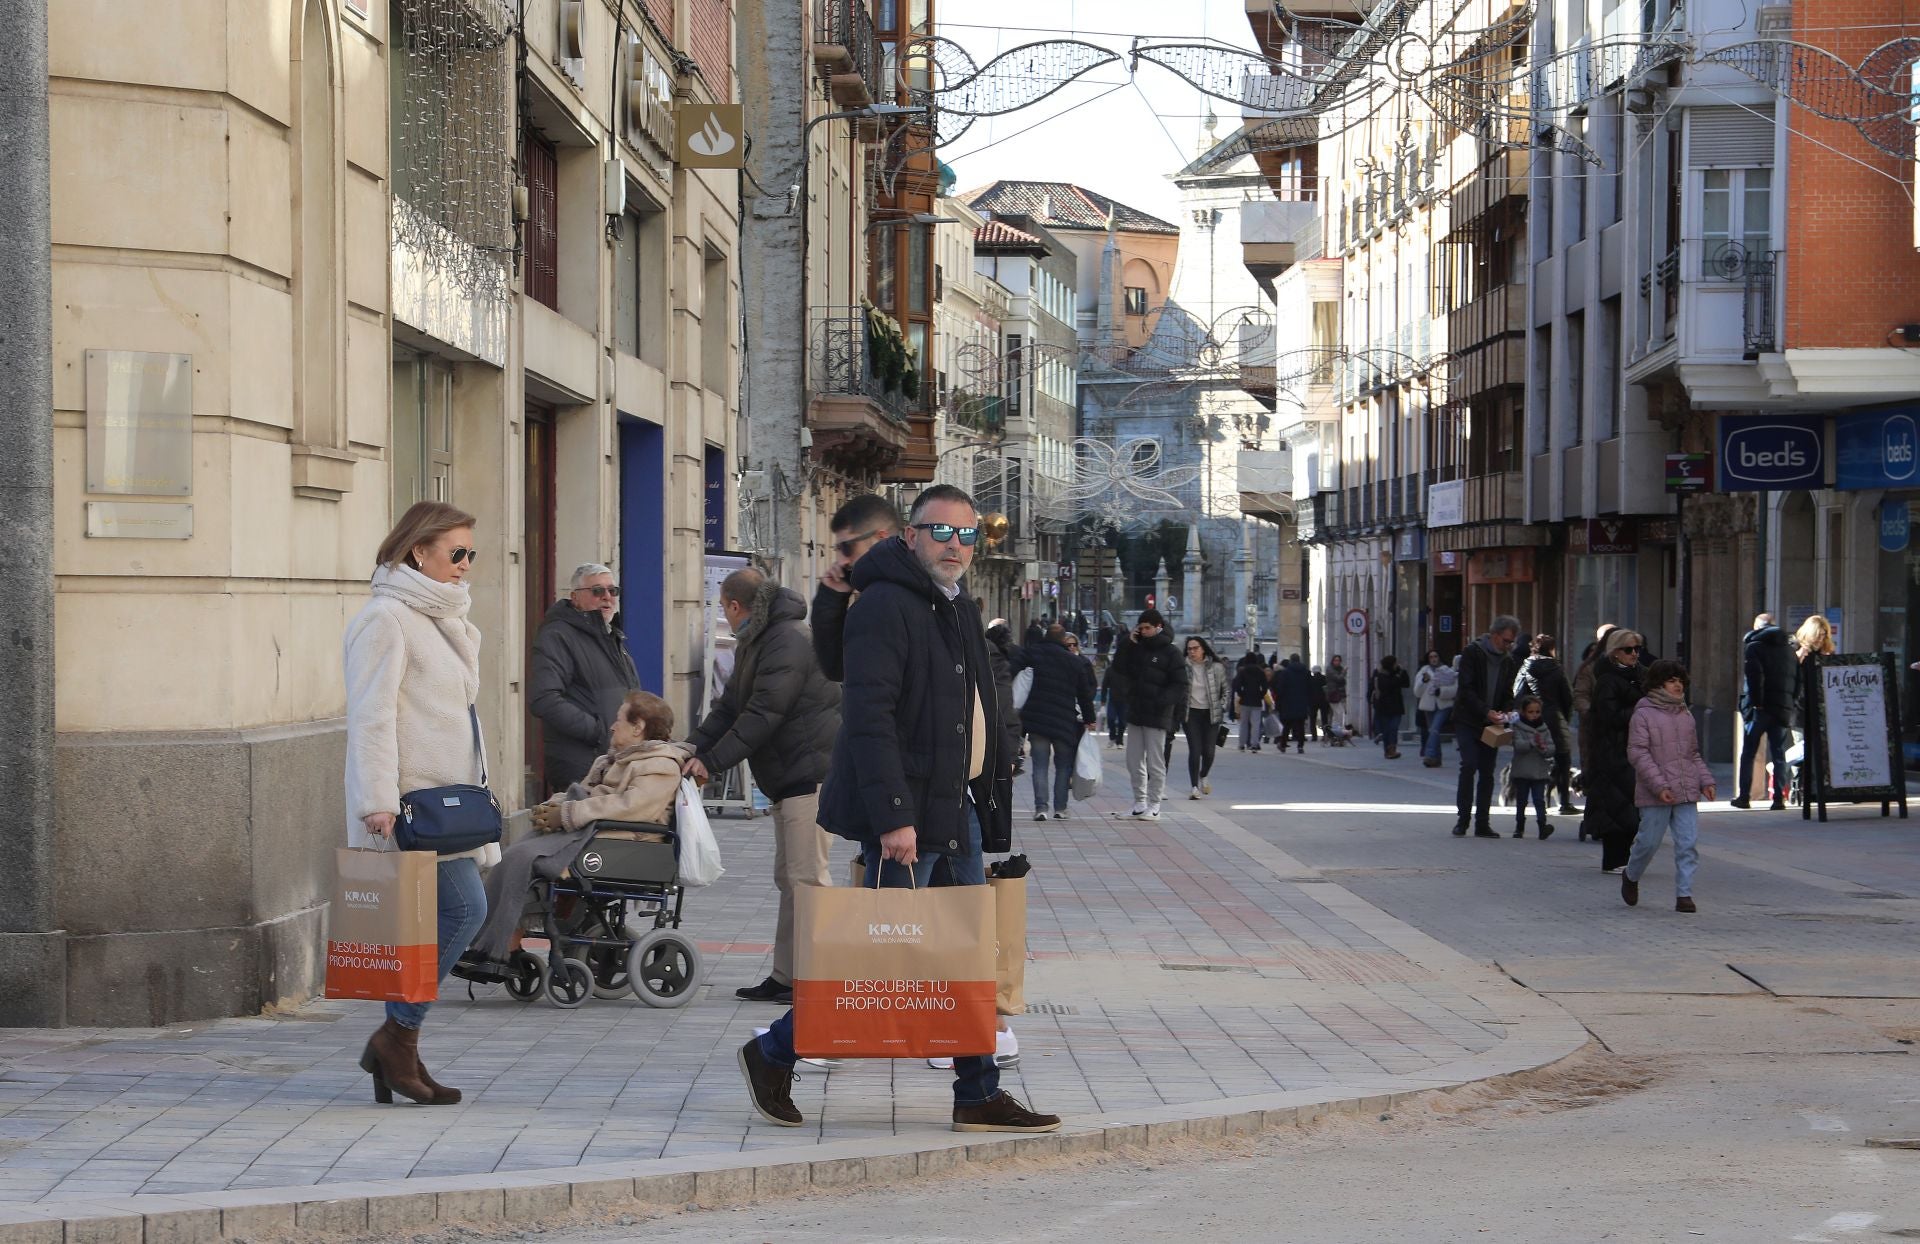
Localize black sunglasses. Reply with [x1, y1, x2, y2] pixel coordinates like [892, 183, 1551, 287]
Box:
[450, 547, 478, 565]
[834, 528, 883, 558]
[1618, 645, 1642, 654]
[912, 523, 980, 546]
[584, 584, 621, 599]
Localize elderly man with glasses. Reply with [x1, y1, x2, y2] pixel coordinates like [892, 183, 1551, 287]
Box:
[529, 562, 642, 794]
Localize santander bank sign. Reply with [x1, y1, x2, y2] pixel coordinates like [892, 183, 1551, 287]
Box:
[1717, 415, 1826, 492]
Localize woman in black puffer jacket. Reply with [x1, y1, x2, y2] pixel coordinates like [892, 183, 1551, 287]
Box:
[1581, 628, 1646, 869]
[1016, 625, 1096, 819]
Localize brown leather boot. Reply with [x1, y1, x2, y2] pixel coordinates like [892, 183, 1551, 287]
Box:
[359, 1019, 435, 1105]
[413, 1052, 462, 1105]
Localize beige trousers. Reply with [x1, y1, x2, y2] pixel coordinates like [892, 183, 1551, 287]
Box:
[769, 791, 833, 985]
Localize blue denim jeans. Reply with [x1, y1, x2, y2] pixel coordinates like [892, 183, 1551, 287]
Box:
[1514, 778, 1549, 829]
[1377, 713, 1403, 756]
[1030, 733, 1076, 814]
[758, 806, 997, 1104]
[1737, 710, 1792, 801]
[1626, 801, 1700, 897]
[387, 855, 488, 1030]
[1423, 707, 1451, 759]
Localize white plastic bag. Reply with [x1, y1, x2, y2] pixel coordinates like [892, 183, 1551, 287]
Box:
[1012, 666, 1034, 710]
[1071, 729, 1102, 800]
[674, 779, 724, 887]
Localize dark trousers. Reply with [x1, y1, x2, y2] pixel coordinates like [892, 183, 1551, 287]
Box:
[1514, 778, 1549, 828]
[1315, 704, 1332, 736]
[1183, 708, 1218, 786]
[1280, 717, 1307, 751]
[1108, 699, 1127, 745]
[1738, 709, 1792, 801]
[1377, 713, 1403, 756]
[1547, 714, 1573, 806]
[1455, 726, 1500, 826]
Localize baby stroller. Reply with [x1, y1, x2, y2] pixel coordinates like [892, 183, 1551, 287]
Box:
[500, 816, 703, 1010]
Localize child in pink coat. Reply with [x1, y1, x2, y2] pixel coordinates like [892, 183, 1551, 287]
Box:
[1622, 660, 1717, 913]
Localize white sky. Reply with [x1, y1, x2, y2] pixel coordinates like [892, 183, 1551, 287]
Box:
[938, 0, 1264, 224]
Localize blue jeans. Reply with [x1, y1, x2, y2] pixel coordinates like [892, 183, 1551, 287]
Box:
[1423, 707, 1451, 759]
[1378, 713, 1403, 755]
[758, 807, 998, 1104]
[387, 855, 488, 1030]
[1514, 778, 1548, 829]
[1030, 733, 1077, 814]
[1626, 801, 1700, 897]
[1737, 710, 1792, 801]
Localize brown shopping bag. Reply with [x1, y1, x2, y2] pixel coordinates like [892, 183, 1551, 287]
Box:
[324, 848, 439, 1003]
[792, 882, 996, 1059]
[1482, 725, 1514, 749]
[990, 875, 1027, 1016]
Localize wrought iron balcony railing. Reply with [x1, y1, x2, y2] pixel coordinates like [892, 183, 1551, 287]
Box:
[811, 313, 914, 424]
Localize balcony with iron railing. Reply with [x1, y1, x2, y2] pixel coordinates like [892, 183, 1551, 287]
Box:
[947, 390, 1006, 434]
[1629, 241, 1780, 381]
[812, 0, 882, 109]
[808, 310, 914, 472]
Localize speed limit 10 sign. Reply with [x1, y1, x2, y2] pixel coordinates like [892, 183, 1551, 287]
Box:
[1343, 608, 1368, 636]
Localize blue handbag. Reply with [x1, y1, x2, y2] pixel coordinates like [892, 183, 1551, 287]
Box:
[395, 706, 503, 855]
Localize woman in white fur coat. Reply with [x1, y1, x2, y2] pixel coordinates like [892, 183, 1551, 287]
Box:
[344, 500, 497, 1106]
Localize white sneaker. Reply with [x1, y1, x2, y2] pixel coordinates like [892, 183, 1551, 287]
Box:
[1130, 801, 1148, 817]
[1202, 779, 1211, 795]
[1189, 787, 1201, 800]
[927, 1056, 955, 1069]
[995, 1027, 1020, 1068]
[1032, 810, 1048, 821]
[1052, 806, 1071, 820]
[1147, 803, 1162, 819]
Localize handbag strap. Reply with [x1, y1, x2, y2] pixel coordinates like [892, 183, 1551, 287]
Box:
[468, 705, 488, 787]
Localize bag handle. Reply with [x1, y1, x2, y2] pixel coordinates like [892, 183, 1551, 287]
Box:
[468, 705, 488, 787]
[866, 852, 919, 890]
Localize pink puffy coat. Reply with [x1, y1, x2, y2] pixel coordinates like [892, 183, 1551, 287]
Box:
[1626, 697, 1715, 807]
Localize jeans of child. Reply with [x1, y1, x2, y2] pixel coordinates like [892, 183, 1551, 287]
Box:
[1030, 733, 1077, 814]
[1423, 706, 1452, 760]
[1625, 801, 1700, 897]
[1183, 708, 1218, 787]
[757, 810, 997, 1104]
[1514, 778, 1549, 829]
[387, 856, 488, 1030]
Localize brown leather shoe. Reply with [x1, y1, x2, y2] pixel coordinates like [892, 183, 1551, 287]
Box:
[1621, 875, 1639, 907]
[1676, 896, 1697, 913]
[413, 1054, 462, 1105]
[360, 1019, 436, 1105]
[738, 1038, 802, 1126]
[952, 1091, 1062, 1133]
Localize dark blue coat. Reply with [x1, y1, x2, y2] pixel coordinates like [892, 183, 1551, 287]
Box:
[1014, 637, 1095, 744]
[816, 537, 1011, 858]
[1273, 660, 1314, 720]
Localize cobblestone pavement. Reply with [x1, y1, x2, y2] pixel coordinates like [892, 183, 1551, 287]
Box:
[0, 744, 1525, 1208]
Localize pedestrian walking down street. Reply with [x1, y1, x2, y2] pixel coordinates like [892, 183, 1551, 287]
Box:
[1412, 650, 1444, 744]
[343, 501, 496, 1107]
[1733, 612, 1797, 810]
[1451, 616, 1522, 837]
[1582, 628, 1647, 869]
[1233, 652, 1270, 752]
[684, 569, 842, 1005]
[1514, 634, 1577, 812]
[1791, 614, 1837, 800]
[1508, 697, 1556, 839]
[1621, 660, 1716, 913]
[1324, 655, 1350, 742]
[1273, 655, 1314, 753]
[1182, 636, 1231, 799]
[528, 562, 642, 794]
[1103, 630, 1132, 748]
[1016, 624, 1097, 821]
[1309, 665, 1330, 739]
[1419, 653, 1458, 767]
[737, 484, 1058, 1135]
[1369, 655, 1411, 758]
[1117, 609, 1187, 817]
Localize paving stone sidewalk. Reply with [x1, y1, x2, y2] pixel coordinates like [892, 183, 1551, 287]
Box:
[0, 750, 1539, 1210]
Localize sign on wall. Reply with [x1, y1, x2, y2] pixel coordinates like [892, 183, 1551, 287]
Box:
[1427, 479, 1464, 527]
[1583, 518, 1638, 555]
[85, 350, 193, 496]
[675, 104, 746, 169]
[1801, 652, 1907, 822]
[1835, 407, 1920, 490]
[1882, 499, 1911, 553]
[1716, 413, 1825, 492]
[1665, 452, 1711, 493]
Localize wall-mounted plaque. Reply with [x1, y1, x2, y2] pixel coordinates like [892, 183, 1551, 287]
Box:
[85, 502, 193, 540]
[86, 350, 193, 496]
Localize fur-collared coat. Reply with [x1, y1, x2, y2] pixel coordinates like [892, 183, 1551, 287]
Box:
[343, 562, 500, 866]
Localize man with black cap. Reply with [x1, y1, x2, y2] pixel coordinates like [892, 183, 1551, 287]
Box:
[1115, 608, 1188, 818]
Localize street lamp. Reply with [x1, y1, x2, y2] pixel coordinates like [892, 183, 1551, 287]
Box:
[865, 212, 970, 231]
[785, 103, 928, 215]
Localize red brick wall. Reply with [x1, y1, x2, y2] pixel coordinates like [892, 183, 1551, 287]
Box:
[686, 0, 732, 102]
[642, 0, 673, 37]
[1784, 0, 1920, 347]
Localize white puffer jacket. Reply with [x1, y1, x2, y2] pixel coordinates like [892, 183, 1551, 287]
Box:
[343, 563, 499, 865]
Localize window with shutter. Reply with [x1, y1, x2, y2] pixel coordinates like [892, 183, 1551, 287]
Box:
[524, 135, 559, 310]
[1688, 106, 1775, 167]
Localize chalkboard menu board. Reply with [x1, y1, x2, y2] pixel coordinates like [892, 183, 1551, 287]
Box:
[1803, 652, 1908, 822]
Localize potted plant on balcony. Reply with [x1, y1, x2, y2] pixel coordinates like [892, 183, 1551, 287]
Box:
[862, 299, 918, 402]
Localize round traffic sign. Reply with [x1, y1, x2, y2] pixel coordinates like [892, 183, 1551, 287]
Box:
[1343, 607, 1368, 636]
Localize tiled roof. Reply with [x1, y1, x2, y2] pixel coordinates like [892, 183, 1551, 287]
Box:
[962, 180, 1180, 235]
[974, 219, 1047, 248]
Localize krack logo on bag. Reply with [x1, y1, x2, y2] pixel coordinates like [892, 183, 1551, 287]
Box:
[342, 890, 382, 908]
[867, 922, 925, 942]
